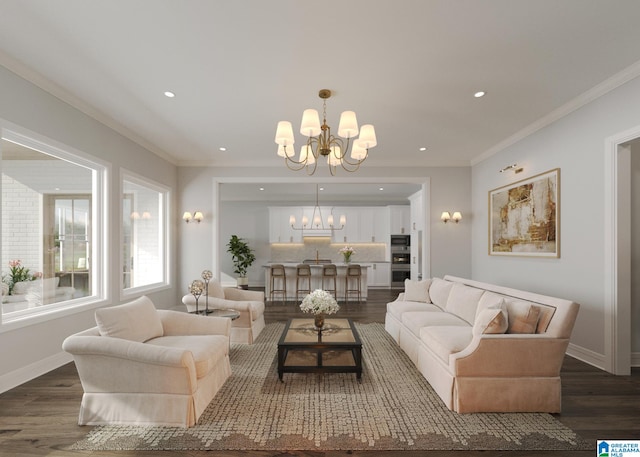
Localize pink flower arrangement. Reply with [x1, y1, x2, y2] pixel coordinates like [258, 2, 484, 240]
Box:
[3, 260, 36, 295]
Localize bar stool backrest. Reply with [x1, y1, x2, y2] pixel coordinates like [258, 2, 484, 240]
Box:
[296, 264, 312, 276]
[322, 264, 337, 276]
[346, 264, 362, 276]
[271, 264, 286, 277]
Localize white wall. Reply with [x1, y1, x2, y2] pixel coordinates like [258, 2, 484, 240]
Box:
[0, 65, 178, 391]
[177, 166, 472, 291]
[471, 75, 640, 367]
[631, 144, 640, 354]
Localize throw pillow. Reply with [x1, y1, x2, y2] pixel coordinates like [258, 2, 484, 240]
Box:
[403, 278, 432, 303]
[95, 295, 164, 342]
[508, 305, 541, 334]
[473, 307, 508, 335]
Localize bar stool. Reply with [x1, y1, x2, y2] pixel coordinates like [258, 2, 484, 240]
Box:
[344, 264, 362, 304]
[321, 264, 337, 298]
[269, 264, 287, 303]
[295, 264, 312, 302]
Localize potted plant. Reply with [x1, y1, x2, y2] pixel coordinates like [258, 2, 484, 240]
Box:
[227, 235, 256, 289]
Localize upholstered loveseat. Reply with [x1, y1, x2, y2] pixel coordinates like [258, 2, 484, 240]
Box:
[182, 279, 265, 344]
[63, 295, 232, 427]
[385, 275, 580, 413]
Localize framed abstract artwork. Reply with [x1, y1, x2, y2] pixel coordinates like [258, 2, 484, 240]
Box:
[488, 168, 560, 257]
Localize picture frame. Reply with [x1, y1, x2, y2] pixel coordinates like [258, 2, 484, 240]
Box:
[488, 168, 560, 257]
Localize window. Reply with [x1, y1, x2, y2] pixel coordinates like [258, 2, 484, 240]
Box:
[121, 171, 169, 295]
[1, 127, 106, 322]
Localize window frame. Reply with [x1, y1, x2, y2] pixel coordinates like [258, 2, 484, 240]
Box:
[119, 169, 171, 300]
[0, 121, 109, 330]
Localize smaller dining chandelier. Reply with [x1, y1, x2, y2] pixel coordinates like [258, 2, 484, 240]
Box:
[289, 185, 345, 231]
[274, 89, 377, 176]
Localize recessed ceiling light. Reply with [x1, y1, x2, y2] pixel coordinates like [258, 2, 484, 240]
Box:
[319, 187, 324, 191]
[474, 91, 486, 98]
[259, 187, 265, 191]
[219, 147, 227, 151]
[164, 91, 175, 98]
[379, 187, 384, 191]
[419, 147, 427, 151]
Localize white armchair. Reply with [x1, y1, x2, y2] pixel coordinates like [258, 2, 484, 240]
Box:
[62, 295, 231, 427]
[182, 279, 265, 344]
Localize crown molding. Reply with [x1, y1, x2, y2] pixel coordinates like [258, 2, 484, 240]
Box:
[0, 50, 178, 166]
[471, 59, 640, 166]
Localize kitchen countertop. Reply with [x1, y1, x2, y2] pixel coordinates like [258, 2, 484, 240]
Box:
[263, 262, 371, 268]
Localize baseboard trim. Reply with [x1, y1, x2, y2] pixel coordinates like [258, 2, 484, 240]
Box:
[567, 342, 606, 371]
[632, 352, 640, 368]
[0, 351, 73, 394]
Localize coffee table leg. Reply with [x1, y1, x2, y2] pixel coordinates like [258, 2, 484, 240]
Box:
[353, 347, 362, 382]
[278, 346, 286, 382]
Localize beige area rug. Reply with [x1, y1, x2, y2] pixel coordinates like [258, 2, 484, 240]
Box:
[70, 322, 592, 451]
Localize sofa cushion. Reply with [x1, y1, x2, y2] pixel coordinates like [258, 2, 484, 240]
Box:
[473, 307, 508, 335]
[419, 326, 473, 363]
[147, 334, 228, 379]
[401, 310, 469, 337]
[403, 278, 432, 303]
[387, 300, 442, 320]
[445, 283, 485, 324]
[508, 304, 541, 334]
[429, 278, 454, 308]
[95, 296, 164, 342]
[475, 291, 506, 319]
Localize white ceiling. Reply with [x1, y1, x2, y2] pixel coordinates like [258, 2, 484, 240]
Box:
[2, 0, 640, 177]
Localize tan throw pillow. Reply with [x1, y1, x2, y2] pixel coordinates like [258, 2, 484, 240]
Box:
[508, 305, 541, 334]
[473, 307, 508, 335]
[95, 295, 163, 342]
[404, 278, 432, 303]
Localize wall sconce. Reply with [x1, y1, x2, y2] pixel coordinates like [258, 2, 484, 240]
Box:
[441, 211, 462, 223]
[499, 163, 523, 173]
[183, 211, 204, 223]
[131, 211, 152, 220]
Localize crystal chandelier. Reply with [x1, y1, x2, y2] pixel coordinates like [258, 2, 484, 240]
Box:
[274, 89, 377, 176]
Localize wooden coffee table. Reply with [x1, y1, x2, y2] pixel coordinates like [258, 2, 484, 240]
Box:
[277, 318, 363, 382]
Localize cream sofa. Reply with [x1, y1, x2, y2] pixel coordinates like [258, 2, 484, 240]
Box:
[63, 295, 232, 427]
[182, 279, 265, 344]
[385, 275, 580, 413]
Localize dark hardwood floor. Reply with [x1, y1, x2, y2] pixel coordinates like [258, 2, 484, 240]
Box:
[0, 288, 638, 457]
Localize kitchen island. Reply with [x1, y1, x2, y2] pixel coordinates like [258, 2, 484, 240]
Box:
[263, 263, 369, 301]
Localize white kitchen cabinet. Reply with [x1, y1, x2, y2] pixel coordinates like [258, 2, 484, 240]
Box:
[333, 207, 390, 243]
[389, 205, 410, 235]
[408, 191, 424, 280]
[368, 262, 391, 287]
[409, 191, 423, 233]
[268, 207, 303, 243]
[333, 207, 358, 243]
[359, 207, 390, 243]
